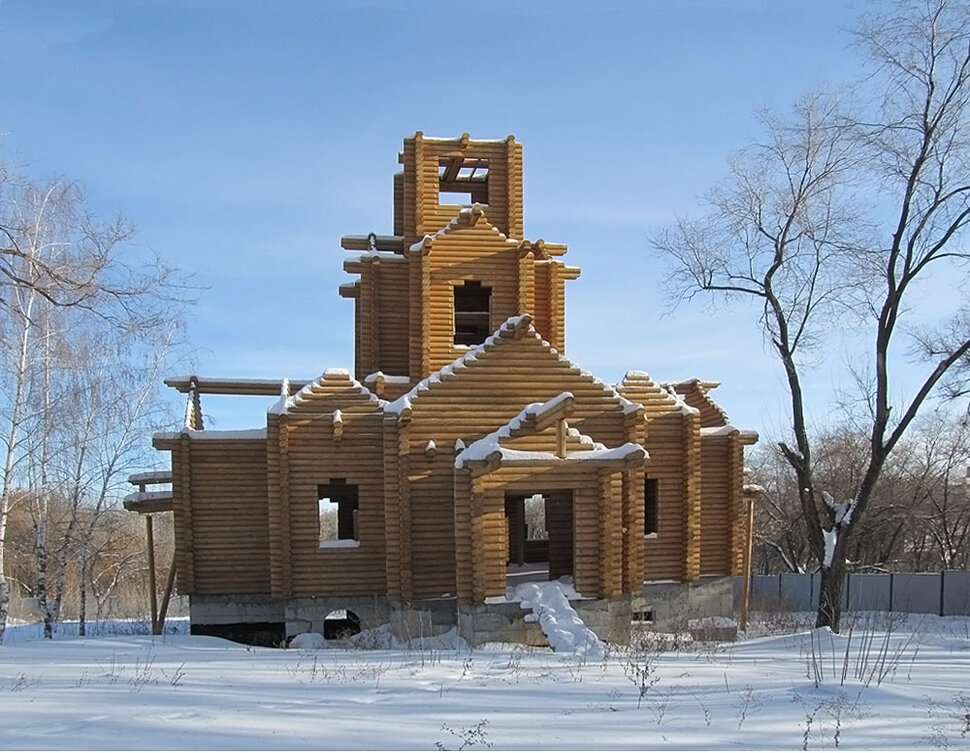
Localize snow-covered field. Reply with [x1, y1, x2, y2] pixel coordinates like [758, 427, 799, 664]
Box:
[1, 612, 969, 750]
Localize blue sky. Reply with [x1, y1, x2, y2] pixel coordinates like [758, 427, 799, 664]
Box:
[0, 1, 863, 435]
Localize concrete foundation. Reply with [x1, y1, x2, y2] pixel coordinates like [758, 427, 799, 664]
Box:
[458, 601, 547, 647]
[188, 575, 738, 647]
[386, 598, 458, 642]
[190, 593, 285, 626]
[284, 595, 389, 637]
[573, 595, 633, 644]
[636, 576, 736, 635]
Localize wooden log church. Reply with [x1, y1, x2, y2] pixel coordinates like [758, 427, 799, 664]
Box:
[126, 133, 758, 646]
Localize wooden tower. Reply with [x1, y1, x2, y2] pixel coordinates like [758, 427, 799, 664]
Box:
[339, 132, 579, 388]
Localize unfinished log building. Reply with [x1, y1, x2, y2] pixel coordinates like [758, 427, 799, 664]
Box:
[128, 133, 758, 646]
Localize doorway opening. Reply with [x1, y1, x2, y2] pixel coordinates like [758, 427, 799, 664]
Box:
[505, 491, 573, 587]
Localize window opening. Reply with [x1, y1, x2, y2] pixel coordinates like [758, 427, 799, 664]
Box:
[632, 610, 654, 625]
[318, 479, 359, 545]
[644, 478, 659, 536]
[454, 280, 491, 346]
[438, 156, 489, 205]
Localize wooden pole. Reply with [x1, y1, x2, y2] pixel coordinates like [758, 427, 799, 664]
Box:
[156, 551, 177, 635]
[515, 497, 526, 567]
[145, 515, 159, 634]
[740, 495, 756, 633]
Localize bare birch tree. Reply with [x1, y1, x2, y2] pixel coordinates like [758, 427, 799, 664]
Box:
[654, 0, 970, 631]
[0, 171, 191, 642]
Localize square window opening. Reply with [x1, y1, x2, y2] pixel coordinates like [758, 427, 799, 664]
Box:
[632, 610, 654, 624]
[438, 156, 489, 205]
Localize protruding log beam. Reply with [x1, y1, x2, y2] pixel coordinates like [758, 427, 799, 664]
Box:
[164, 377, 310, 396]
[340, 234, 405, 252]
[128, 471, 173, 486]
[533, 393, 575, 433]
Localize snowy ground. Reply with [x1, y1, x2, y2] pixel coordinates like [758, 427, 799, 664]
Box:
[1, 612, 969, 750]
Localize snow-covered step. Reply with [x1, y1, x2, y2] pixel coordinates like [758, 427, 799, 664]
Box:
[510, 580, 606, 660]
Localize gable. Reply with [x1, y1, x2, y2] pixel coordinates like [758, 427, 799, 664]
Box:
[664, 379, 729, 428]
[411, 204, 520, 254]
[270, 368, 386, 434]
[386, 315, 640, 447]
[616, 371, 696, 422]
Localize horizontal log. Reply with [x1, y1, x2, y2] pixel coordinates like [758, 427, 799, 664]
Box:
[164, 376, 310, 395]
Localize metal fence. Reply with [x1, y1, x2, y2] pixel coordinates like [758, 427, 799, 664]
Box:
[734, 571, 970, 616]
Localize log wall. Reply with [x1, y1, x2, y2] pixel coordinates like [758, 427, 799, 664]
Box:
[345, 256, 411, 379]
[266, 374, 388, 599]
[408, 460, 458, 598]
[616, 372, 695, 582]
[643, 413, 690, 581]
[168, 438, 271, 596]
[424, 220, 524, 374]
[699, 436, 732, 575]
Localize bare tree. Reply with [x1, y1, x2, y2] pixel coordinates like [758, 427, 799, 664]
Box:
[749, 413, 970, 575]
[896, 412, 970, 569]
[654, 0, 970, 631]
[0, 170, 192, 642]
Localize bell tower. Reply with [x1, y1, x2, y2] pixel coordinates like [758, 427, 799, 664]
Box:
[339, 133, 579, 391]
[395, 131, 523, 244]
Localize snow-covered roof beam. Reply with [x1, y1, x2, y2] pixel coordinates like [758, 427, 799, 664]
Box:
[666, 378, 721, 392]
[532, 392, 575, 434]
[269, 368, 384, 417]
[128, 471, 172, 487]
[122, 490, 173, 515]
[164, 376, 310, 396]
[459, 443, 646, 475]
[153, 428, 268, 450]
[700, 424, 759, 444]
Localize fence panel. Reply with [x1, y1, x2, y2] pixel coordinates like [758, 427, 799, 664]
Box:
[942, 571, 970, 616]
[779, 572, 815, 611]
[736, 572, 970, 617]
[891, 573, 942, 614]
[749, 575, 783, 610]
[845, 573, 891, 612]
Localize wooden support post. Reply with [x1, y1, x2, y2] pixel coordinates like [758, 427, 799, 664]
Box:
[740, 494, 756, 633]
[145, 515, 159, 634]
[156, 551, 178, 636]
[513, 496, 525, 566]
